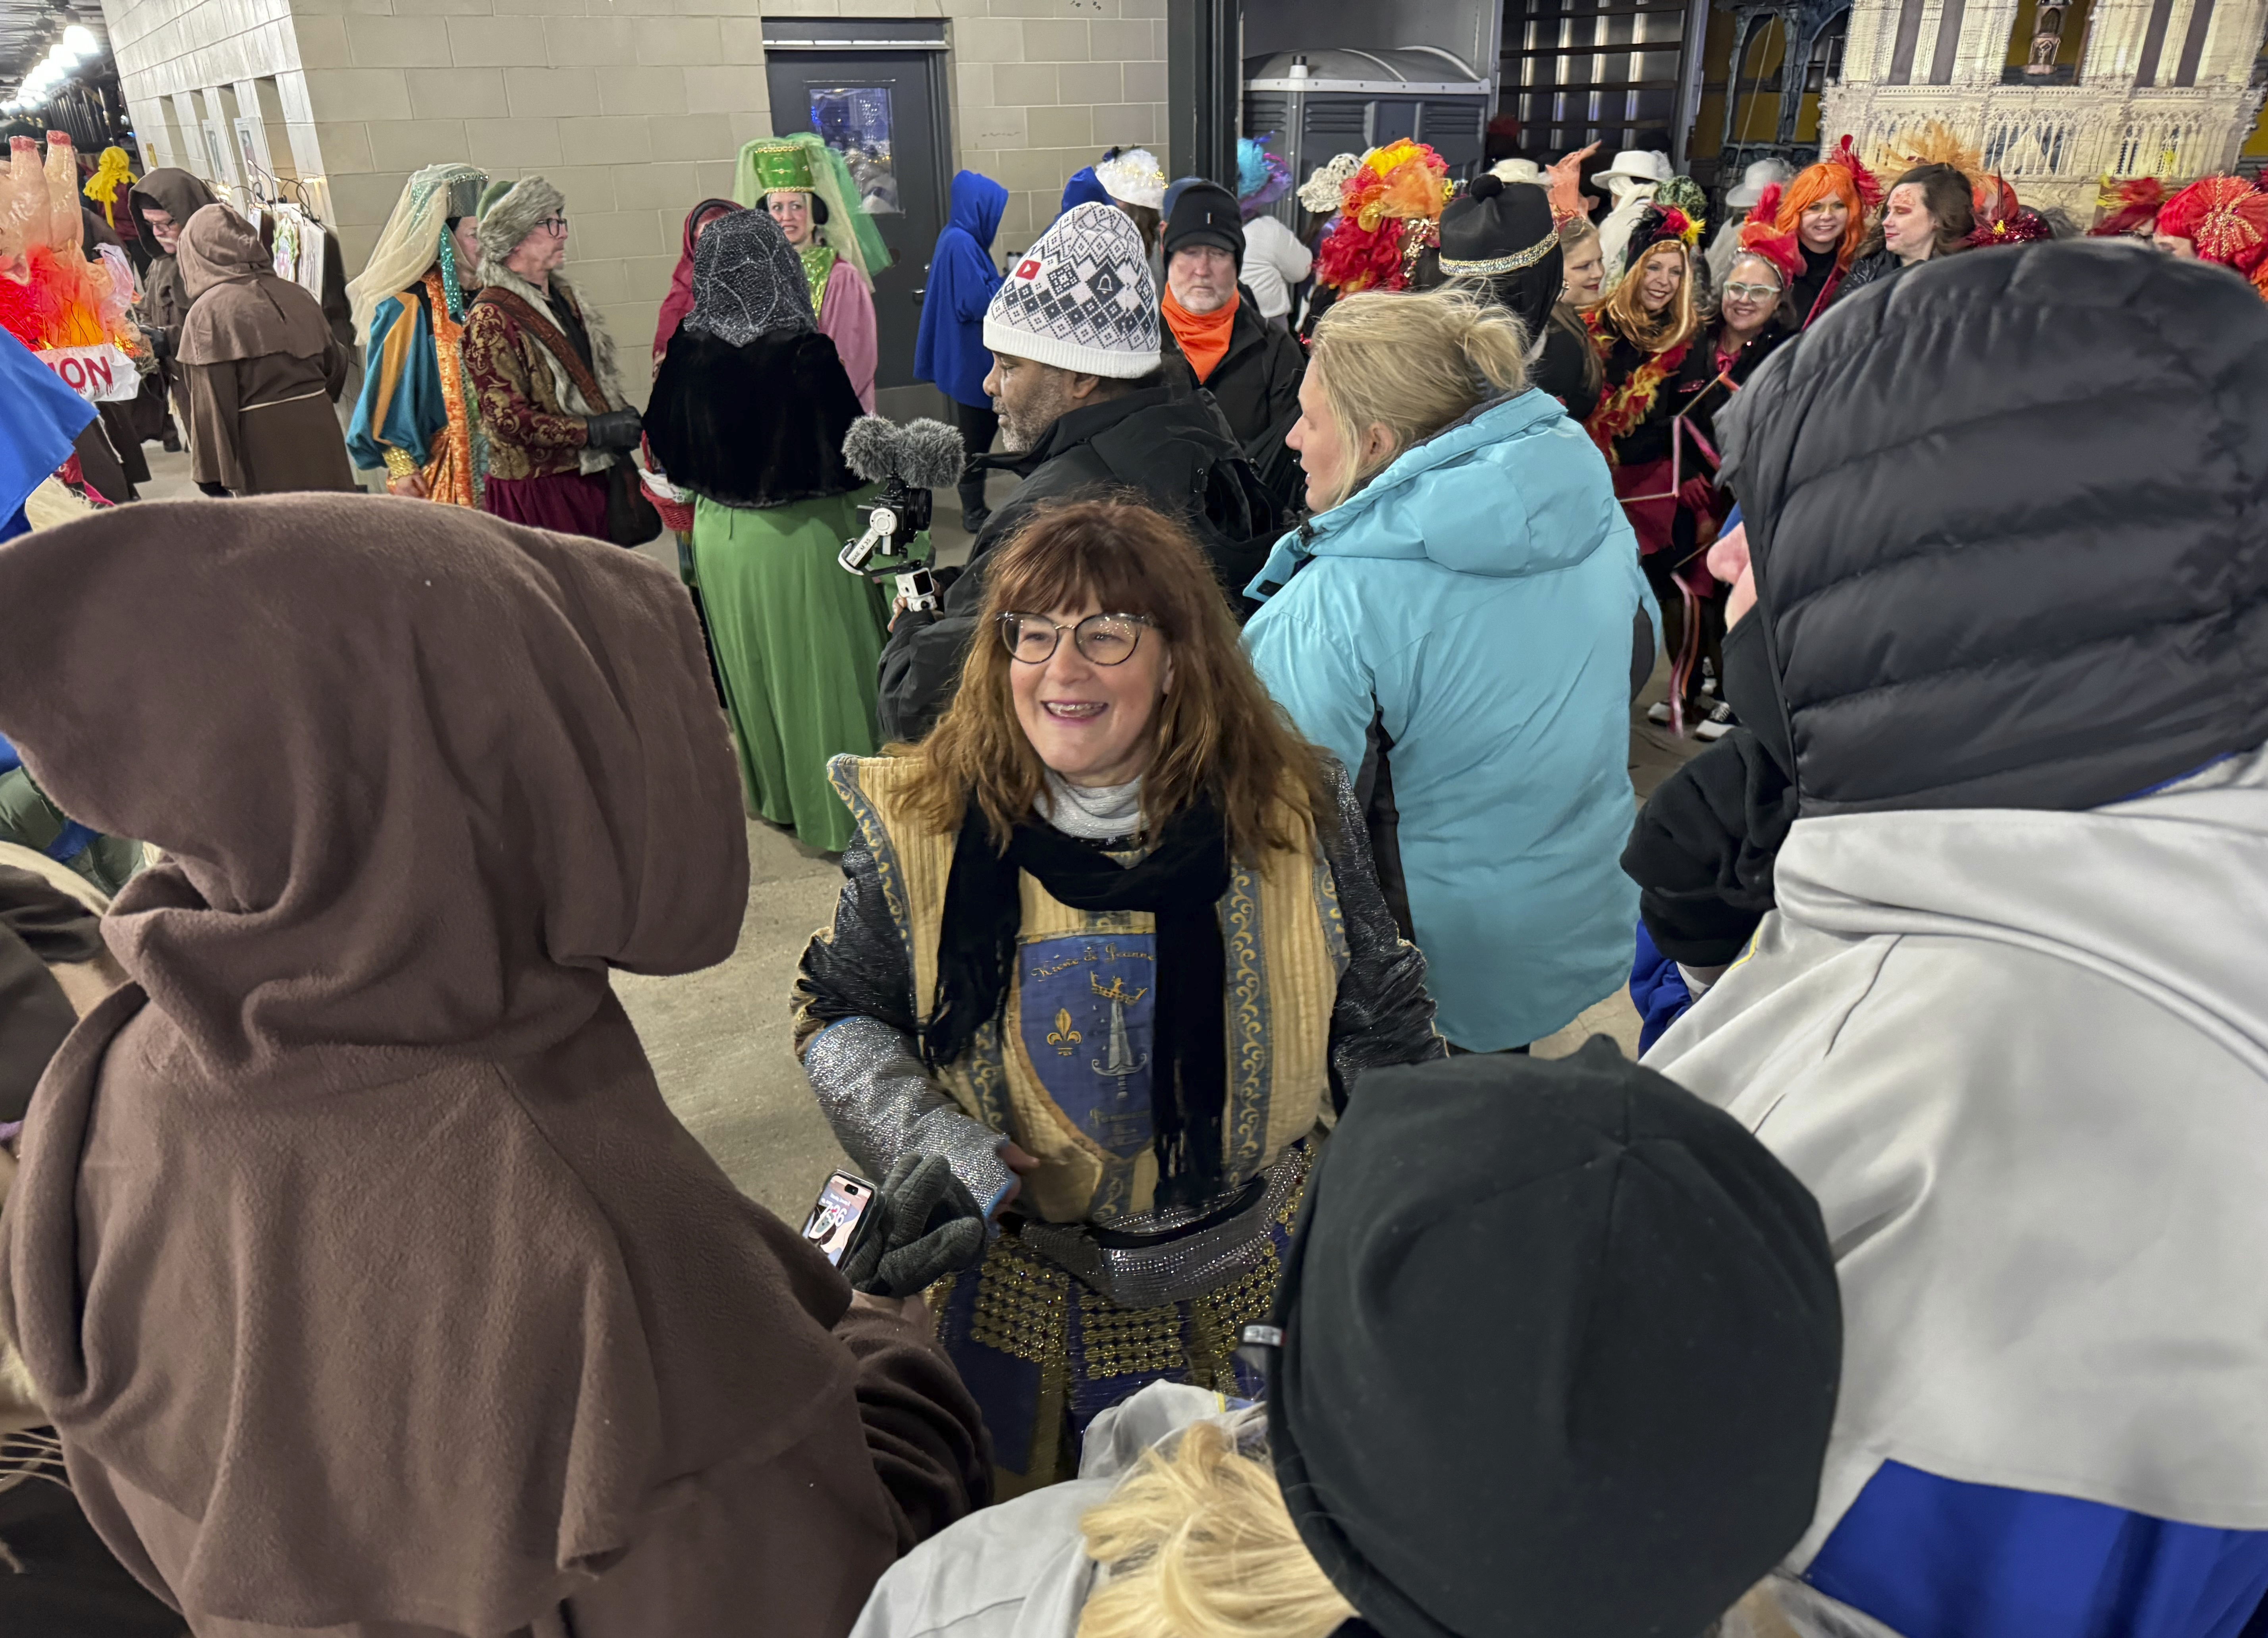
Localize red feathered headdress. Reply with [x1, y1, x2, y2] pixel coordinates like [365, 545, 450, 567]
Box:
[1823, 135, 1884, 214]
[1734, 183, 1805, 284]
[2156, 176, 2268, 276]
[2089, 176, 2167, 238]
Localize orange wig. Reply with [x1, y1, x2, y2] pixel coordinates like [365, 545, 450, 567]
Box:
[1774, 164, 1867, 270]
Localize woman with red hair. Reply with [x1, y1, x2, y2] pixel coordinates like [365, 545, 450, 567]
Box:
[1772, 137, 1880, 327]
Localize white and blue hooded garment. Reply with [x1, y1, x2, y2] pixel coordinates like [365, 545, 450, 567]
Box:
[1648, 239, 2268, 1638]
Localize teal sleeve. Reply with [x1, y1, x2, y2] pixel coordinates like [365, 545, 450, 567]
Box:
[346, 296, 444, 473]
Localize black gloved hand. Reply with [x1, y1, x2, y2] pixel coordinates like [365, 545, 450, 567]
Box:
[841, 1153, 987, 1300]
[137, 321, 172, 365]
[583, 407, 643, 452]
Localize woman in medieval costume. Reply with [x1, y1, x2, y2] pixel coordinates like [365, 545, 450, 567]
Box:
[176, 204, 356, 497]
[345, 162, 489, 505]
[644, 207, 892, 855]
[793, 498, 1441, 1499]
[736, 135, 884, 411]
[460, 175, 643, 542]
[1768, 136, 1880, 328]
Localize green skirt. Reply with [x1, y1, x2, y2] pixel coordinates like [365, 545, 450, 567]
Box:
[691, 490, 893, 854]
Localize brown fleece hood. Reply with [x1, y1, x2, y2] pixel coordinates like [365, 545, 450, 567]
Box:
[0, 496, 854, 1632]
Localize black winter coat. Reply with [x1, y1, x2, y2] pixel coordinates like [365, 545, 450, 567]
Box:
[875, 387, 1279, 743]
[1718, 237, 2268, 818]
[1159, 287, 1308, 514]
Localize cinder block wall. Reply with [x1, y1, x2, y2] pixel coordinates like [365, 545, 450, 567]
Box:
[98, 0, 1167, 404]
[939, 0, 1168, 258]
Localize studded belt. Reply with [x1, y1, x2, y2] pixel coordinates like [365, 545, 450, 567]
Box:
[1014, 1146, 1308, 1309]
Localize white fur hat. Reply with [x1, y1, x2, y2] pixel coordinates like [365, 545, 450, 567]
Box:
[1094, 147, 1167, 211]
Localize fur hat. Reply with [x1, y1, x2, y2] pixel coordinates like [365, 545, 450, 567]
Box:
[477, 176, 566, 280]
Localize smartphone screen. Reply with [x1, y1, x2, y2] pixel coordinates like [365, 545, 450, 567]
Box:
[802, 1171, 877, 1267]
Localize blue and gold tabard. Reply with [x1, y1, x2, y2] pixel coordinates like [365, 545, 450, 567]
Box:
[828, 754, 1348, 1225]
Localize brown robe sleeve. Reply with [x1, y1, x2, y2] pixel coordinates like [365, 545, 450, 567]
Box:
[542, 1306, 989, 1638]
[322, 330, 349, 402]
[835, 1303, 993, 1549]
[183, 358, 247, 492]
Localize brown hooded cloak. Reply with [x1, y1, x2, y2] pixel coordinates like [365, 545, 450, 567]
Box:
[0, 496, 988, 1636]
[176, 204, 355, 495]
[125, 168, 217, 358]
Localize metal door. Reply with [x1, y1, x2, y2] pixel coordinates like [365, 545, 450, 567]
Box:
[764, 48, 949, 393]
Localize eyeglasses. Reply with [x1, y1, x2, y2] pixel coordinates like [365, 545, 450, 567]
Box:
[536, 216, 569, 236]
[1722, 281, 1782, 300]
[998, 611, 1152, 666]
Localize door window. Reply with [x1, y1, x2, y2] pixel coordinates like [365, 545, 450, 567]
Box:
[808, 87, 900, 215]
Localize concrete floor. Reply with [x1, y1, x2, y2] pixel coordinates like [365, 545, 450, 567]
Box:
[121, 444, 1702, 1223]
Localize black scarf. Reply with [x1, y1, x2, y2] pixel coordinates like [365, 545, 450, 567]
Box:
[925, 799, 1233, 1207]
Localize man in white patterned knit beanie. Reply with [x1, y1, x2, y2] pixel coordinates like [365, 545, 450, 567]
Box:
[980, 201, 1162, 451]
[878, 201, 1273, 743]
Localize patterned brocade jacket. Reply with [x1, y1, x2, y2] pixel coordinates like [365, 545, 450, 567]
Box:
[792, 753, 1444, 1225]
[459, 280, 599, 484]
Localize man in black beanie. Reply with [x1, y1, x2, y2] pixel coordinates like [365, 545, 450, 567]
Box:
[1271, 1037, 1844, 1638]
[1159, 179, 1307, 515]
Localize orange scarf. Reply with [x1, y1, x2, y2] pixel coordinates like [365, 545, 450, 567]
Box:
[1163, 286, 1238, 384]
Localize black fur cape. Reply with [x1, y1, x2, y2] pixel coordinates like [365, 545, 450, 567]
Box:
[644, 324, 864, 509]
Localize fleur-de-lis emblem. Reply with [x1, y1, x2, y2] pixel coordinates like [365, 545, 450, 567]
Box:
[1046, 1007, 1083, 1056]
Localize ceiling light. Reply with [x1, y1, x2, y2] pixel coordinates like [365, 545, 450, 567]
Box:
[62, 25, 98, 56]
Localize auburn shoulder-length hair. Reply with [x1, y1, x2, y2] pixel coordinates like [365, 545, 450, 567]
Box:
[896, 500, 1334, 863]
[1598, 237, 1699, 355]
[1774, 163, 1868, 270]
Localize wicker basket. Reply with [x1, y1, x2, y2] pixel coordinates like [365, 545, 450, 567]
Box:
[636, 455, 696, 534]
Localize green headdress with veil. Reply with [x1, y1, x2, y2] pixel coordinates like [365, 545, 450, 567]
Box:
[733, 132, 889, 286]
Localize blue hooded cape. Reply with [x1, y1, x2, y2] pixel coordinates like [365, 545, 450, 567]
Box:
[1, 328, 97, 543]
[914, 170, 1009, 410]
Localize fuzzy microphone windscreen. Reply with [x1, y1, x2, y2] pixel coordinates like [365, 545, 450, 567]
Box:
[898, 419, 970, 490]
[841, 415, 903, 486]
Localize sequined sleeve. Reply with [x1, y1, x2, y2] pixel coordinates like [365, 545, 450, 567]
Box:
[1319, 759, 1446, 1108]
[793, 830, 1018, 1213]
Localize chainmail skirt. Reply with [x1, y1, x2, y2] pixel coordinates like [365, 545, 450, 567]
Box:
[929, 1144, 1309, 1497]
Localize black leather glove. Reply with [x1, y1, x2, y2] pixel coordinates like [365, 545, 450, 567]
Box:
[137, 321, 173, 365]
[840, 1153, 987, 1299]
[583, 407, 643, 452]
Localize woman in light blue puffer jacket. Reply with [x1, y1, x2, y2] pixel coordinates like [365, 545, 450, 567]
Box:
[1244, 288, 1657, 1051]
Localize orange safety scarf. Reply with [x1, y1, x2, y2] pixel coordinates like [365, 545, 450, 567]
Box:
[1163, 285, 1238, 384]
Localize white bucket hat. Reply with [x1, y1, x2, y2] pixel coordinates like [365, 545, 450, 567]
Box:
[1490, 157, 1544, 185]
[1726, 156, 1797, 209]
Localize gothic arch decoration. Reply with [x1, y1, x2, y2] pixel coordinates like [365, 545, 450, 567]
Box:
[1715, 0, 1855, 180]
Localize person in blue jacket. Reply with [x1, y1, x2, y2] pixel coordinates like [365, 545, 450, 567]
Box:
[0, 326, 96, 543]
[1244, 287, 1657, 1053]
[914, 170, 1008, 533]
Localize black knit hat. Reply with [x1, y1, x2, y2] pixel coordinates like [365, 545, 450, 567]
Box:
[1163, 179, 1244, 266]
[1268, 1039, 1842, 1638]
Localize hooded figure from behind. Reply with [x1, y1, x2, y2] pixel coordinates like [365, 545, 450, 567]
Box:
[915, 171, 1009, 531]
[1647, 239, 2268, 1636]
[174, 203, 356, 496]
[0, 494, 987, 1638]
